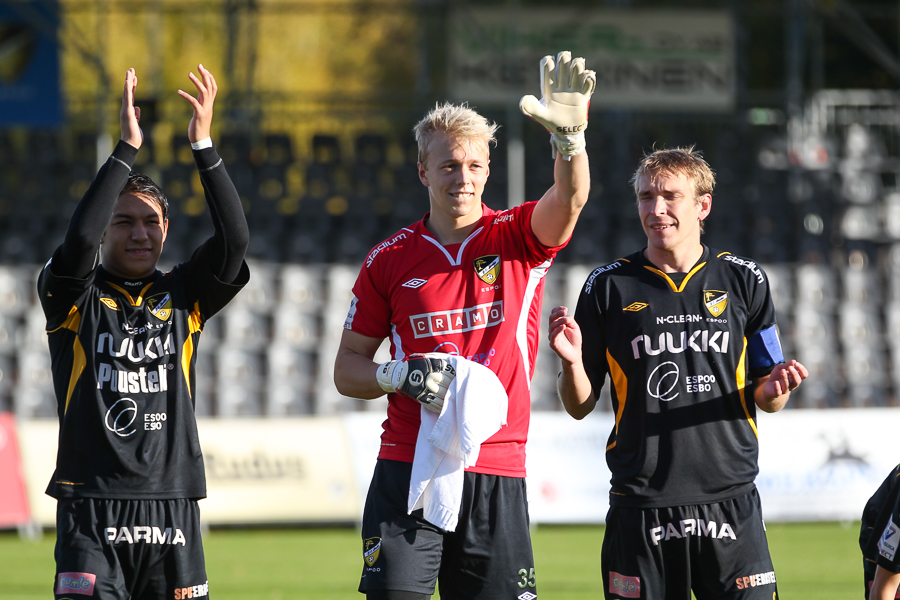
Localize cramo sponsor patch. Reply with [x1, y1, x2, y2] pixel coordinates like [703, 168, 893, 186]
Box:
[721, 254, 764, 284]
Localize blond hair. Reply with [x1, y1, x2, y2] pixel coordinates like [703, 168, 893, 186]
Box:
[413, 102, 498, 167]
[630, 146, 715, 233]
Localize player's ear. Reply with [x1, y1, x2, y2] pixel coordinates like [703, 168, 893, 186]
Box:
[698, 193, 712, 220]
[161, 218, 169, 243]
[418, 162, 430, 187]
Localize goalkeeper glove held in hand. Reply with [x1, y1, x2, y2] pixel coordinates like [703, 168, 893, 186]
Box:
[376, 353, 456, 413]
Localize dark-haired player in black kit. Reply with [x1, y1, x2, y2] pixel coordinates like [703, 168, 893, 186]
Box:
[549, 147, 808, 599]
[40, 65, 249, 600]
[860, 464, 900, 599]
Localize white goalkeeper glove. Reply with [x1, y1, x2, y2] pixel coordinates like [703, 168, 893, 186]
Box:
[519, 51, 596, 159]
[376, 353, 456, 413]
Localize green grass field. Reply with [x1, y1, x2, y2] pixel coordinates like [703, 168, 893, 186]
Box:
[3, 521, 861, 599]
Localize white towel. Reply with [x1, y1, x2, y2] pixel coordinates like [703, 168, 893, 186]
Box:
[407, 356, 508, 531]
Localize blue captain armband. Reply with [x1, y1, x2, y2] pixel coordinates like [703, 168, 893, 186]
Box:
[748, 325, 785, 371]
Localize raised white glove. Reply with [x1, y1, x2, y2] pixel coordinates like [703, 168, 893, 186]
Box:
[519, 51, 596, 159]
[376, 353, 456, 413]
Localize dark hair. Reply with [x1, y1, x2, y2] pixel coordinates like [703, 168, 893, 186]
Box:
[122, 172, 169, 221]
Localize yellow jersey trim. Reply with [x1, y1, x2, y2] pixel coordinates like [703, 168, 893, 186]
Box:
[643, 262, 707, 293]
[606, 350, 628, 451]
[106, 281, 155, 307]
[180, 302, 203, 398]
[737, 336, 759, 439]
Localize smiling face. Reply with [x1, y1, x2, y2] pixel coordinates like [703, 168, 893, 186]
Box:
[100, 192, 168, 279]
[637, 170, 711, 261]
[418, 132, 489, 227]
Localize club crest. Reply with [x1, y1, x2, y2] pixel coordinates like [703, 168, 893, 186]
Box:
[363, 537, 382, 566]
[147, 292, 173, 321]
[703, 290, 728, 317]
[474, 255, 501, 285]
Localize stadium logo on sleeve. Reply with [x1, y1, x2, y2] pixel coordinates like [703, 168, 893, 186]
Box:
[703, 290, 728, 317]
[623, 302, 649, 312]
[147, 293, 173, 321]
[363, 537, 382, 566]
[100, 297, 120, 311]
[474, 255, 501, 285]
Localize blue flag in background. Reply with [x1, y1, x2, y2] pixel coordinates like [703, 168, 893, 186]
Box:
[0, 0, 61, 127]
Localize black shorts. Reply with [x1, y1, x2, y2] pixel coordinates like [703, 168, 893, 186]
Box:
[359, 459, 537, 600]
[602, 489, 777, 599]
[54, 497, 208, 600]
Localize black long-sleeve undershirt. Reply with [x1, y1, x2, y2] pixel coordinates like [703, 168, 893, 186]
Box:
[53, 140, 249, 284]
[55, 141, 138, 279]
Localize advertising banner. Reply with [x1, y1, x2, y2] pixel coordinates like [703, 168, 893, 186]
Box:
[448, 8, 734, 111]
[756, 408, 899, 522]
[0, 413, 31, 526]
[196, 417, 359, 524]
[14, 410, 898, 527]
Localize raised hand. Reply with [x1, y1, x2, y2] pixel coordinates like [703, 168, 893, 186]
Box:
[120, 68, 142, 149]
[520, 51, 596, 158]
[177, 64, 218, 143]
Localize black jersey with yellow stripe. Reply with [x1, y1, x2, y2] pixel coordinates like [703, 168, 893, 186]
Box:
[860, 464, 900, 577]
[574, 246, 781, 508]
[38, 258, 247, 500]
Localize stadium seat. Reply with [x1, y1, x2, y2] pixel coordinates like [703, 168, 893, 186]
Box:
[264, 133, 294, 166]
[792, 344, 841, 408]
[795, 264, 837, 307]
[219, 306, 271, 351]
[230, 260, 277, 313]
[312, 135, 341, 165]
[357, 133, 386, 164]
[13, 350, 56, 419]
[0, 352, 12, 411]
[265, 344, 315, 415]
[761, 264, 793, 311]
[792, 307, 837, 348]
[278, 264, 325, 310]
[838, 304, 883, 347]
[215, 347, 265, 416]
[271, 307, 318, 350]
[0, 266, 33, 316]
[843, 343, 888, 407]
[192, 351, 216, 418]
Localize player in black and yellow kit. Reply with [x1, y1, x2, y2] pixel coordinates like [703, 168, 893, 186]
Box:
[549, 147, 808, 599]
[861, 464, 900, 599]
[40, 66, 249, 600]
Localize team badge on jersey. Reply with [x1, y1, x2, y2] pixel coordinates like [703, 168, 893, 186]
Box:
[147, 292, 173, 321]
[363, 537, 382, 566]
[474, 255, 501, 285]
[99, 297, 120, 311]
[703, 290, 728, 317]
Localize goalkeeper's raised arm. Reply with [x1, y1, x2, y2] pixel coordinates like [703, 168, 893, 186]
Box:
[522, 51, 596, 249]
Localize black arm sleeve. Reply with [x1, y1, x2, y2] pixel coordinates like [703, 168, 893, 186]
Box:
[190, 144, 249, 284]
[54, 141, 139, 278]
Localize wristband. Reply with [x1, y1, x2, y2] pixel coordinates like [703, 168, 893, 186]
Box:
[191, 137, 213, 150]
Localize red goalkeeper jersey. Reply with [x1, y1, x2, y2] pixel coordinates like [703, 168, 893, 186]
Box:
[344, 201, 565, 477]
